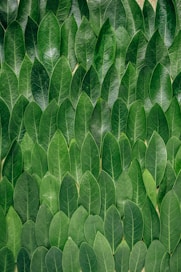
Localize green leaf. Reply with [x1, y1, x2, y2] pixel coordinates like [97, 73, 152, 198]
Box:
[45, 246, 63, 272]
[46, 0, 59, 14]
[147, 103, 169, 143]
[119, 62, 137, 105]
[169, 31, 181, 79]
[79, 242, 97, 272]
[102, 132, 122, 181]
[94, 20, 116, 83]
[90, 99, 111, 147]
[37, 12, 60, 74]
[166, 136, 181, 167]
[24, 101, 42, 143]
[56, 0, 71, 24]
[68, 206, 88, 246]
[81, 133, 100, 178]
[17, 0, 40, 29]
[57, 99, 75, 144]
[30, 246, 48, 272]
[4, 21, 25, 75]
[101, 65, 120, 108]
[0, 98, 10, 159]
[14, 172, 39, 222]
[74, 92, 93, 147]
[69, 140, 82, 182]
[0, 0, 18, 28]
[136, 66, 152, 103]
[6, 206, 22, 261]
[17, 247, 30, 272]
[123, 200, 143, 249]
[40, 174, 59, 214]
[38, 100, 58, 150]
[98, 171, 116, 219]
[49, 211, 69, 250]
[35, 205, 53, 248]
[0, 177, 13, 214]
[70, 65, 86, 107]
[31, 143, 48, 177]
[166, 97, 181, 138]
[48, 130, 70, 179]
[125, 31, 147, 70]
[31, 58, 49, 111]
[155, 0, 176, 47]
[145, 240, 167, 272]
[2, 141, 23, 187]
[132, 139, 146, 170]
[20, 133, 35, 172]
[0, 247, 14, 272]
[93, 232, 115, 272]
[75, 16, 96, 70]
[143, 0, 156, 39]
[0, 25, 4, 66]
[173, 72, 181, 102]
[114, 240, 130, 272]
[21, 220, 37, 257]
[79, 171, 101, 215]
[149, 63, 172, 112]
[119, 133, 132, 170]
[127, 101, 146, 143]
[49, 56, 72, 104]
[142, 169, 157, 208]
[60, 16, 77, 71]
[129, 241, 147, 272]
[145, 30, 170, 69]
[104, 0, 126, 30]
[160, 190, 181, 253]
[145, 131, 167, 186]
[128, 159, 146, 208]
[0, 63, 18, 110]
[62, 237, 80, 272]
[9, 95, 29, 142]
[25, 17, 38, 61]
[84, 215, 104, 246]
[111, 99, 128, 139]
[0, 206, 7, 249]
[18, 55, 33, 99]
[104, 205, 123, 253]
[170, 242, 181, 272]
[173, 171, 181, 201]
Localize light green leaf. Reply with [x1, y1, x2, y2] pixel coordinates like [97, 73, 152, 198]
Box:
[173, 171, 181, 201]
[56, 0, 71, 24]
[166, 136, 181, 167]
[104, 205, 123, 253]
[98, 171, 116, 219]
[35, 205, 53, 248]
[6, 206, 22, 261]
[74, 92, 93, 147]
[45, 246, 63, 272]
[169, 31, 181, 79]
[145, 131, 167, 186]
[104, 0, 126, 29]
[166, 97, 181, 138]
[30, 246, 48, 272]
[160, 190, 181, 253]
[21, 220, 37, 257]
[145, 240, 166, 272]
[40, 174, 59, 214]
[48, 130, 70, 179]
[119, 133, 132, 170]
[114, 240, 130, 272]
[0, 177, 13, 214]
[69, 140, 82, 182]
[62, 237, 80, 272]
[79, 171, 101, 215]
[149, 63, 172, 112]
[0, 247, 14, 272]
[49, 56, 72, 104]
[21, 133, 34, 172]
[14, 172, 39, 222]
[17, 248, 30, 272]
[37, 12, 60, 74]
[4, 21, 25, 75]
[129, 241, 147, 272]
[31, 143, 48, 177]
[111, 99, 128, 139]
[94, 19, 116, 83]
[70, 65, 86, 107]
[68, 206, 88, 246]
[84, 215, 104, 246]
[49, 211, 69, 250]
[24, 101, 42, 143]
[57, 99, 75, 144]
[79, 242, 97, 272]
[81, 133, 100, 178]
[93, 232, 115, 272]
[75, 16, 96, 70]
[132, 139, 146, 170]
[155, 0, 176, 47]
[18, 55, 33, 99]
[136, 66, 152, 103]
[142, 169, 157, 208]
[170, 242, 181, 272]
[123, 200, 143, 249]
[31, 58, 49, 111]
[25, 17, 38, 61]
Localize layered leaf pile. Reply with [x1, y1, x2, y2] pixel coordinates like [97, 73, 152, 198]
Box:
[1, 0, 181, 271]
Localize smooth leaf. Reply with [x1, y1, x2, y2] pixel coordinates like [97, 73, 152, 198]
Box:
[21, 220, 37, 257]
[56, 0, 71, 24]
[49, 211, 69, 250]
[70, 65, 86, 107]
[49, 56, 72, 104]
[84, 215, 104, 246]
[45, 246, 63, 272]
[145, 131, 167, 186]
[30, 246, 48, 272]
[17, 247, 30, 272]
[79, 171, 101, 215]
[111, 99, 128, 139]
[132, 139, 146, 170]
[170, 242, 181, 272]
[18, 55, 33, 99]
[114, 240, 130, 272]
[93, 232, 115, 272]
[37, 12, 60, 74]
[20, 133, 34, 172]
[0, 177, 13, 214]
[69, 139, 82, 182]
[142, 169, 157, 208]
[48, 130, 70, 179]
[143, 0, 156, 39]
[166, 136, 181, 167]
[0, 23, 4, 67]
[25, 17, 38, 61]
[0, 206, 7, 249]
[0, 98, 10, 159]
[0, 247, 14, 272]
[62, 237, 80, 272]
[166, 97, 181, 138]
[14, 172, 39, 222]
[119, 133, 132, 170]
[129, 241, 147, 272]
[79, 242, 97, 272]
[160, 190, 181, 253]
[169, 31, 181, 79]
[136, 66, 152, 103]
[123, 200, 143, 249]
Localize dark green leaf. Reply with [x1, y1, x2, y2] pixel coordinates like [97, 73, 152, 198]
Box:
[69, 139, 82, 182]
[0, 247, 14, 272]
[45, 247, 63, 272]
[30, 246, 48, 272]
[166, 97, 181, 138]
[0, 0, 18, 28]
[143, 0, 155, 39]
[21, 133, 34, 172]
[84, 215, 104, 246]
[0, 206, 7, 249]
[170, 242, 181, 272]
[132, 139, 146, 170]
[111, 99, 128, 138]
[0, 177, 13, 214]
[136, 66, 152, 103]
[0, 98, 10, 159]
[119, 133, 132, 170]
[25, 17, 38, 61]
[70, 65, 86, 107]
[14, 172, 39, 222]
[62, 237, 80, 272]
[169, 31, 181, 79]
[166, 136, 181, 167]
[17, 0, 40, 29]
[129, 241, 147, 272]
[0, 25, 4, 67]
[114, 240, 130, 272]
[175, 145, 181, 175]
[56, 0, 71, 24]
[46, 0, 59, 14]
[18, 55, 33, 99]
[79, 242, 97, 272]
[173, 72, 181, 102]
[17, 247, 30, 272]
[104, 0, 126, 30]
[21, 220, 37, 257]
